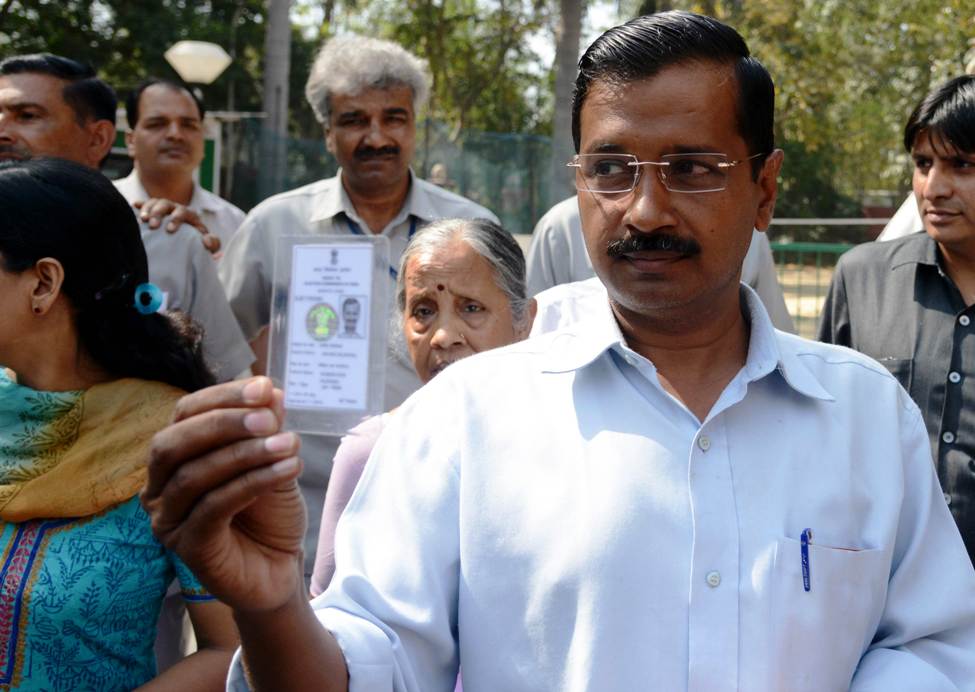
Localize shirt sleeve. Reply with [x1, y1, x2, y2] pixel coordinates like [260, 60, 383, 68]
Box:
[526, 211, 575, 297]
[187, 240, 256, 381]
[170, 549, 216, 603]
[312, 383, 462, 692]
[816, 257, 851, 347]
[851, 407, 975, 690]
[219, 211, 273, 341]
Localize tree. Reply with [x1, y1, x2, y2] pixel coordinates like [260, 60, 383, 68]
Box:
[548, 0, 585, 207]
[260, 0, 293, 197]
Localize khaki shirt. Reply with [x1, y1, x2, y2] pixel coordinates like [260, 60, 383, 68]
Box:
[219, 170, 499, 577]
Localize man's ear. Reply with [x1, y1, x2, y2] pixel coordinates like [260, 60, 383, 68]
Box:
[29, 257, 66, 316]
[324, 124, 335, 155]
[754, 148, 784, 232]
[85, 120, 116, 169]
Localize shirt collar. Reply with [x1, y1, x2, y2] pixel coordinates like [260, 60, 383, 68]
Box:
[541, 282, 833, 402]
[889, 232, 938, 270]
[124, 170, 210, 213]
[308, 168, 426, 227]
[187, 182, 218, 213]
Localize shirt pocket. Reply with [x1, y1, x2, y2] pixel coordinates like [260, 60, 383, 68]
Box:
[768, 536, 888, 692]
[876, 357, 912, 392]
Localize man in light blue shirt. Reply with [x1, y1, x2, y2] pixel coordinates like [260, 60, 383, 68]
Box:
[142, 11, 975, 692]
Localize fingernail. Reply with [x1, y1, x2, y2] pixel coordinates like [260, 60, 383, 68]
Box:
[269, 456, 299, 475]
[242, 378, 266, 403]
[243, 410, 276, 434]
[265, 432, 295, 454]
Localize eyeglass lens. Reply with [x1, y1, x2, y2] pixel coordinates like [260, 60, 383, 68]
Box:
[573, 153, 732, 193]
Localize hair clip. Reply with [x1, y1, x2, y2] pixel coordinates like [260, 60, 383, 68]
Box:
[133, 282, 164, 315]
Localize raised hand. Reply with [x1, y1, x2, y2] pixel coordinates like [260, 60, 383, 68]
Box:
[133, 198, 221, 254]
[142, 376, 307, 613]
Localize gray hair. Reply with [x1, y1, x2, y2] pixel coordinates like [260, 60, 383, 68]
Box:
[396, 218, 531, 329]
[305, 34, 431, 125]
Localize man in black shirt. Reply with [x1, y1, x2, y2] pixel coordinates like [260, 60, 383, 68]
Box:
[820, 74, 975, 562]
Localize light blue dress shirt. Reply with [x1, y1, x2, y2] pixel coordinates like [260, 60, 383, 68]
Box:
[230, 285, 975, 691]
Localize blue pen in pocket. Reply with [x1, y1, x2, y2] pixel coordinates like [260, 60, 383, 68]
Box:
[800, 528, 812, 592]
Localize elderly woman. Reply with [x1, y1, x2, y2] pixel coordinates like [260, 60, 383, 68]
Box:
[0, 158, 237, 690]
[310, 218, 535, 596]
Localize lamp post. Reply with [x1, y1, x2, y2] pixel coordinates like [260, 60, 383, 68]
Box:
[164, 40, 232, 89]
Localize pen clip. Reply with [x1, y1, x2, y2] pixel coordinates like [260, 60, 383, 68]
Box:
[800, 528, 812, 592]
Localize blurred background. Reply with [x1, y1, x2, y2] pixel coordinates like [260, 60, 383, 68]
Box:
[3, 0, 973, 332]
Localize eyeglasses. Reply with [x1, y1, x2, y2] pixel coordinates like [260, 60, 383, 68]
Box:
[567, 152, 766, 194]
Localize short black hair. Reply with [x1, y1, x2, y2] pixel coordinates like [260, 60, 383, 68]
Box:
[571, 11, 774, 177]
[903, 75, 975, 155]
[0, 53, 117, 126]
[126, 78, 205, 128]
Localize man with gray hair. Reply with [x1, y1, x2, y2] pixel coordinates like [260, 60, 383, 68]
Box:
[218, 35, 498, 581]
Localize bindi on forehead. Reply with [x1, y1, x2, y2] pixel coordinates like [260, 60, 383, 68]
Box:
[437, 284, 445, 291]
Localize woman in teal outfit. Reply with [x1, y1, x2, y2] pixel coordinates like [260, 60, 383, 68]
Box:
[0, 158, 237, 690]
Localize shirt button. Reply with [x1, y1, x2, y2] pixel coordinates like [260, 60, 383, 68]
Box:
[706, 571, 721, 588]
[960, 315, 971, 327]
[949, 371, 962, 384]
[945, 492, 953, 506]
[697, 435, 711, 451]
[943, 431, 956, 444]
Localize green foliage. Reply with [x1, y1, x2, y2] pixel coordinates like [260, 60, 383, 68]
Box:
[620, 0, 974, 220]
[0, 1, 293, 122]
[325, 0, 552, 136]
[6, 0, 971, 223]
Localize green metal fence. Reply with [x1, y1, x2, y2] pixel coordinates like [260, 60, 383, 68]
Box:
[771, 241, 854, 338]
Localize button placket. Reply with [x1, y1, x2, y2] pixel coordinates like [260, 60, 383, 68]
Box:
[686, 419, 738, 690]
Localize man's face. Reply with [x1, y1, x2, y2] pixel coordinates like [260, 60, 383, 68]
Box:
[912, 132, 975, 252]
[325, 85, 416, 194]
[0, 72, 103, 167]
[576, 62, 780, 319]
[126, 84, 205, 181]
[343, 300, 361, 333]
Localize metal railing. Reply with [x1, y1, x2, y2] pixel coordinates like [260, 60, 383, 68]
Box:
[769, 218, 890, 337]
[771, 242, 854, 337]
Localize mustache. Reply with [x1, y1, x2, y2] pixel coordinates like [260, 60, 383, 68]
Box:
[606, 233, 701, 258]
[354, 145, 400, 160]
[0, 144, 31, 160]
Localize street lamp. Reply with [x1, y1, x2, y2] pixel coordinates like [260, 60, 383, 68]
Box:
[164, 41, 232, 86]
